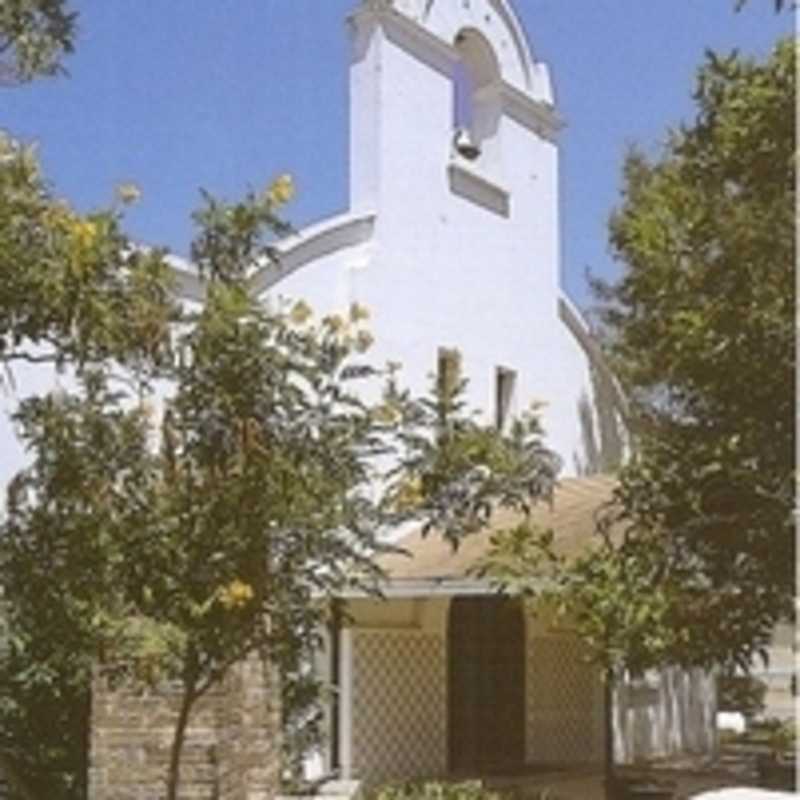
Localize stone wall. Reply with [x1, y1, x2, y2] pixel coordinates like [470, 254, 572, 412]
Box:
[89, 654, 281, 800]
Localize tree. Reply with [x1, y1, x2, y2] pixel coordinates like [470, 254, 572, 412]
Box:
[131, 183, 396, 800]
[0, 176, 379, 799]
[0, 0, 75, 85]
[479, 37, 793, 800]
[591, 38, 794, 667]
[0, 0, 173, 379]
[0, 374, 155, 799]
[1, 173, 563, 798]
[717, 673, 767, 720]
[0, 5, 567, 796]
[479, 522, 685, 797]
[0, 157, 176, 794]
[385, 369, 561, 550]
[0, 132, 176, 378]
[0, 15, 178, 794]
[0, 6, 562, 787]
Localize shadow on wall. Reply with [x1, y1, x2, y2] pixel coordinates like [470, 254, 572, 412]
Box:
[573, 365, 626, 477]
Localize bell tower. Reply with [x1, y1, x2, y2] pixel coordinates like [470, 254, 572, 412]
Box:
[347, 0, 560, 219]
[267, 0, 625, 477]
[341, 0, 575, 455]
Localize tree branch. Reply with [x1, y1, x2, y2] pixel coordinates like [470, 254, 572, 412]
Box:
[1, 350, 61, 365]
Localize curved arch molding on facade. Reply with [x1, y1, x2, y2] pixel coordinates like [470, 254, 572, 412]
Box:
[370, 0, 555, 104]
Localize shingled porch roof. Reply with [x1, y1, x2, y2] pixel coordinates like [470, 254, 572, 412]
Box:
[376, 474, 618, 582]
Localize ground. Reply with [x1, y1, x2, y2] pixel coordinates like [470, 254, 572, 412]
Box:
[479, 746, 795, 799]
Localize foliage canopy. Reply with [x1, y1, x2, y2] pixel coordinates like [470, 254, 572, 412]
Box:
[593, 38, 795, 669]
[0, 132, 176, 378]
[0, 0, 76, 84]
[481, 36, 794, 783]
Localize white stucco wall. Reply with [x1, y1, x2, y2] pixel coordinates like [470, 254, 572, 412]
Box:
[749, 622, 797, 722]
[0, 1, 622, 501]
[0, 363, 62, 496]
[293, 5, 700, 778]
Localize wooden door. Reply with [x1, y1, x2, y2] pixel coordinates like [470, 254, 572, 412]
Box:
[448, 596, 525, 773]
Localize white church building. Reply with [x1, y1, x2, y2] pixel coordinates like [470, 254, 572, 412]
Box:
[177, 0, 716, 785]
[60, 0, 720, 795]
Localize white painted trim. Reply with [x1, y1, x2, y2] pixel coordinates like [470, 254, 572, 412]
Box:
[336, 577, 541, 599]
[350, 3, 458, 78]
[251, 212, 376, 297]
[416, 0, 538, 95]
[485, 0, 536, 89]
[171, 265, 205, 303]
[448, 160, 510, 217]
[349, 2, 559, 133]
[319, 626, 334, 776]
[558, 294, 630, 422]
[751, 667, 796, 678]
[163, 214, 376, 303]
[499, 82, 563, 141]
[338, 628, 354, 780]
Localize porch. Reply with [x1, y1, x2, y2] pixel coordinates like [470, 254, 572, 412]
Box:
[333, 591, 605, 784]
[317, 478, 716, 788]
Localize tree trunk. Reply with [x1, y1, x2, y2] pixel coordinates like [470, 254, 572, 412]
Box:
[166, 684, 198, 800]
[604, 668, 617, 800]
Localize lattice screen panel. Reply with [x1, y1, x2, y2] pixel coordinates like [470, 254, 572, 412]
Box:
[351, 630, 446, 783]
[525, 635, 604, 765]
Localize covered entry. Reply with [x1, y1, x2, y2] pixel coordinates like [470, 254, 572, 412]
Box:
[448, 595, 525, 773]
[333, 478, 714, 784]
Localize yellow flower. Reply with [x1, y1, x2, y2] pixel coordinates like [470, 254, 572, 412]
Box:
[393, 477, 424, 512]
[289, 299, 313, 326]
[354, 329, 374, 353]
[267, 173, 295, 206]
[349, 302, 370, 323]
[71, 220, 98, 250]
[323, 314, 346, 334]
[218, 578, 255, 610]
[371, 402, 401, 426]
[116, 182, 142, 206]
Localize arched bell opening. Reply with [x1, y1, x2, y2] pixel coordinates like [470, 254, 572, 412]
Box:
[452, 28, 503, 169]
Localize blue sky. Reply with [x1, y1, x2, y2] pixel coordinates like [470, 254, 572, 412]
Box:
[2, 1, 791, 308]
